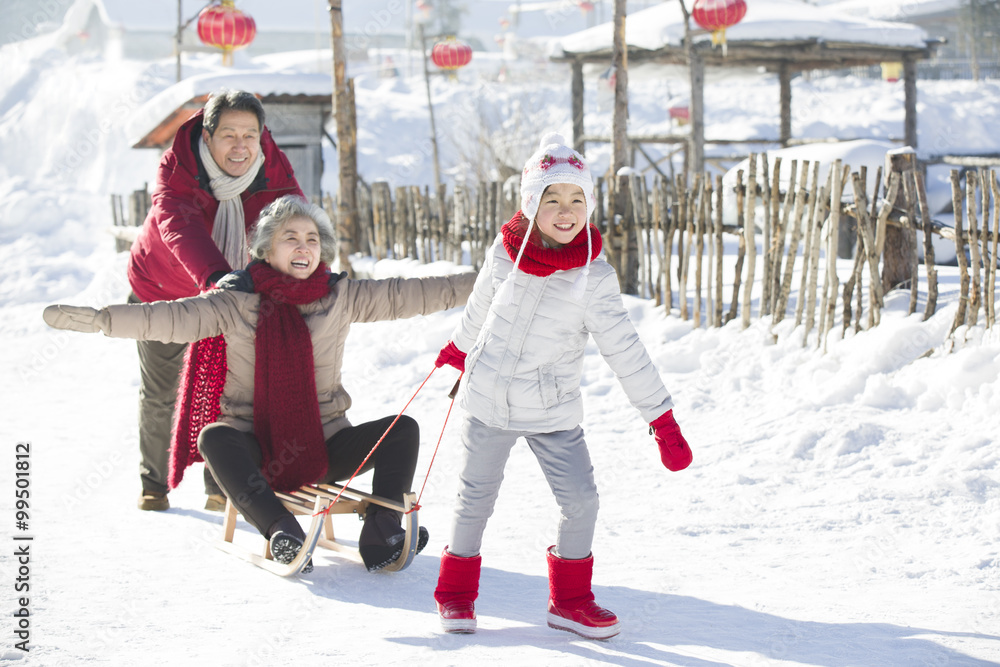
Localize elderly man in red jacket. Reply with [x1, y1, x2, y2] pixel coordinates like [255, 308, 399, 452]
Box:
[127, 90, 304, 511]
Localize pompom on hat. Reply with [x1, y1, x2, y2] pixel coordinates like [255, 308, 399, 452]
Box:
[520, 132, 596, 223]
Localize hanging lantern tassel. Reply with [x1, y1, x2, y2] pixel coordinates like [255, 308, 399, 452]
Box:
[691, 0, 747, 58]
[711, 27, 728, 56]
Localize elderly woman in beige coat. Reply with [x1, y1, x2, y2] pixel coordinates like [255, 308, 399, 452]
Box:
[44, 195, 476, 573]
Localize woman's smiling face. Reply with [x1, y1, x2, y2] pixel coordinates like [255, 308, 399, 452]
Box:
[266, 215, 321, 279]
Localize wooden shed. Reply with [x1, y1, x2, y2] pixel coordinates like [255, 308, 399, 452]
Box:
[552, 0, 941, 172]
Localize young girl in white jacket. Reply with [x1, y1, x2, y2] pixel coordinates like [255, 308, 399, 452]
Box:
[432, 133, 693, 639]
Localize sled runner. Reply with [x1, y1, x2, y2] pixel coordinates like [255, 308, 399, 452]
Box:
[217, 483, 420, 577]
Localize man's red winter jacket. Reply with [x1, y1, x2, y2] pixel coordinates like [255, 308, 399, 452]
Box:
[127, 109, 304, 303]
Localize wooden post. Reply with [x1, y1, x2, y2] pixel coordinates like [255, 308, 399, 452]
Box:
[701, 177, 712, 327]
[882, 150, 918, 293]
[966, 174, 982, 327]
[980, 171, 994, 328]
[779, 63, 792, 147]
[417, 24, 443, 193]
[914, 170, 938, 320]
[571, 60, 585, 154]
[760, 155, 774, 317]
[795, 162, 821, 329]
[329, 0, 358, 275]
[663, 178, 678, 313]
[623, 174, 640, 295]
[949, 169, 969, 334]
[821, 159, 843, 351]
[611, 0, 629, 175]
[452, 183, 466, 265]
[803, 169, 831, 346]
[850, 174, 884, 328]
[436, 182, 448, 263]
[775, 160, 809, 324]
[652, 176, 666, 306]
[693, 175, 705, 327]
[714, 175, 724, 327]
[678, 0, 705, 175]
[989, 173, 999, 329]
[901, 170, 921, 315]
[392, 186, 406, 259]
[742, 155, 758, 329]
[773, 159, 797, 316]
[727, 170, 746, 325]
[678, 177, 691, 320]
[903, 54, 918, 150]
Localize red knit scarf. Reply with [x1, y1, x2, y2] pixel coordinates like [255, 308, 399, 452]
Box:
[169, 335, 227, 489]
[167, 262, 332, 492]
[249, 261, 331, 491]
[501, 210, 602, 277]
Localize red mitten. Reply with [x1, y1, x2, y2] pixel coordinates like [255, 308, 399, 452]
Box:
[650, 410, 692, 471]
[435, 341, 467, 372]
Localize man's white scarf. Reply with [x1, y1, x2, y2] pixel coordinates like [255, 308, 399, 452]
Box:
[198, 136, 265, 271]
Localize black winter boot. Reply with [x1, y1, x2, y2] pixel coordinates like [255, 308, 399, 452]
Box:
[267, 516, 313, 574]
[358, 507, 429, 572]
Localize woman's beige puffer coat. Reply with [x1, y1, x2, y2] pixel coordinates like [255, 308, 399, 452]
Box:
[101, 272, 476, 439]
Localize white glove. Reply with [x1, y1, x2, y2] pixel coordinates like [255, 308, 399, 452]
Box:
[42, 305, 109, 334]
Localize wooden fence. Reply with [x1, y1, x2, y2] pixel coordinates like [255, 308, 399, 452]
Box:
[338, 160, 999, 342]
[111, 158, 999, 343]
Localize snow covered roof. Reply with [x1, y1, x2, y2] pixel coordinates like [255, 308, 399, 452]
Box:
[823, 0, 961, 21]
[126, 71, 332, 148]
[556, 0, 934, 64]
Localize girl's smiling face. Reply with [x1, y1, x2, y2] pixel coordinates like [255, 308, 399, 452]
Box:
[266, 215, 321, 279]
[534, 183, 588, 247]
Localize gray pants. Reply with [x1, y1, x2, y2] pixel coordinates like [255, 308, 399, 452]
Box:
[131, 293, 219, 496]
[448, 416, 599, 560]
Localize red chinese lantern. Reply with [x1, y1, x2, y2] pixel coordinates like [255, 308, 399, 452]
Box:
[691, 0, 747, 54]
[431, 37, 472, 79]
[198, 0, 256, 67]
[579, 1, 595, 13]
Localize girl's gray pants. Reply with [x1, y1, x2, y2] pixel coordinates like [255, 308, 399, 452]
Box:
[448, 415, 599, 560]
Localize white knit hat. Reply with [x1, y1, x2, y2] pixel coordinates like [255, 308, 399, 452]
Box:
[520, 132, 596, 223]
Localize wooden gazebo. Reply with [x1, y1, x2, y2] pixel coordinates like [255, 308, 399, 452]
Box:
[552, 0, 941, 172]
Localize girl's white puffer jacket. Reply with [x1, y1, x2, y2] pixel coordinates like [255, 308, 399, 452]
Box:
[452, 234, 673, 432]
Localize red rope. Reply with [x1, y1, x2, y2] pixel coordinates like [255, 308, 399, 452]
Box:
[412, 371, 462, 510]
[313, 366, 459, 517]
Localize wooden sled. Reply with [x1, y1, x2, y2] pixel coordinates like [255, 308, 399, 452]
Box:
[217, 483, 420, 577]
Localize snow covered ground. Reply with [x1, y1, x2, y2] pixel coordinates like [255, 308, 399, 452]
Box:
[1, 9, 999, 667]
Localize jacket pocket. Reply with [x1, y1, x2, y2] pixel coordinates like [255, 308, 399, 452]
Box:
[538, 364, 558, 409]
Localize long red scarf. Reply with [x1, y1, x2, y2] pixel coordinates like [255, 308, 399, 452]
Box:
[249, 261, 331, 491]
[501, 211, 602, 277]
[167, 262, 332, 492]
[168, 335, 227, 489]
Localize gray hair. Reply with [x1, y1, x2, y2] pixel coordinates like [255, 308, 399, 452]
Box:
[203, 90, 265, 136]
[249, 195, 337, 264]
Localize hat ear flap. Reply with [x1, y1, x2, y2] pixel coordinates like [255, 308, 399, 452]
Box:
[497, 214, 535, 306]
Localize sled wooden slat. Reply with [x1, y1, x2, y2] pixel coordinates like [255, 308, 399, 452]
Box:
[218, 483, 420, 576]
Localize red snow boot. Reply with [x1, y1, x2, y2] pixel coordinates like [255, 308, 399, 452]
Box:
[546, 546, 621, 640]
[434, 548, 481, 634]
